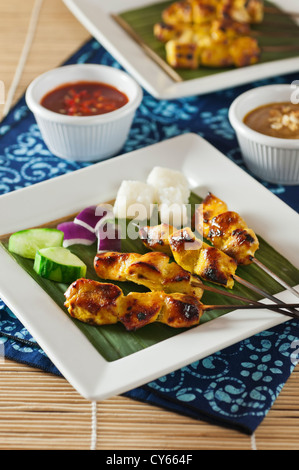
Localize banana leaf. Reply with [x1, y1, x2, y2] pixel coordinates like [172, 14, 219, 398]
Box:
[1, 192, 299, 362]
[116, 0, 299, 82]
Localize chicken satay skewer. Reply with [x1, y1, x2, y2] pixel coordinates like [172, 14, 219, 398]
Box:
[64, 279, 299, 331]
[139, 224, 299, 315]
[94, 251, 296, 316]
[197, 192, 299, 299]
[161, 0, 297, 28]
[94, 250, 205, 299]
[154, 20, 299, 44]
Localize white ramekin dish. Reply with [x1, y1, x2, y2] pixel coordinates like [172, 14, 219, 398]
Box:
[25, 64, 143, 162]
[229, 84, 299, 185]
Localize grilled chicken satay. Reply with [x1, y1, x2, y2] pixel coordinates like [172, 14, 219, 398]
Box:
[64, 279, 299, 330]
[165, 35, 260, 68]
[195, 192, 259, 265]
[201, 35, 260, 68]
[155, 18, 256, 68]
[162, 0, 264, 26]
[220, 0, 264, 24]
[154, 18, 250, 44]
[64, 278, 204, 330]
[210, 17, 251, 41]
[139, 224, 237, 289]
[162, 0, 218, 25]
[94, 251, 204, 299]
[139, 223, 176, 255]
[158, 0, 262, 68]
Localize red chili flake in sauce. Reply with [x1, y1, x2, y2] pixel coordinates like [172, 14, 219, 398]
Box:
[40, 81, 129, 117]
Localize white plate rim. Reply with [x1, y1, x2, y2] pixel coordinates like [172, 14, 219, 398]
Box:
[0, 133, 298, 401]
[63, 0, 299, 100]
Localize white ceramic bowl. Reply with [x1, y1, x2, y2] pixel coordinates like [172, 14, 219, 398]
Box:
[229, 84, 299, 185]
[25, 64, 143, 162]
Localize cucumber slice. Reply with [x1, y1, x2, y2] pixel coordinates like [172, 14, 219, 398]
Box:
[8, 228, 64, 259]
[33, 247, 87, 283]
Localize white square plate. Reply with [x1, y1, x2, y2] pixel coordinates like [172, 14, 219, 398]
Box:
[63, 0, 299, 100]
[0, 133, 298, 400]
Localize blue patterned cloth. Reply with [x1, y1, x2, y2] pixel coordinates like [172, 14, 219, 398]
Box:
[1, 38, 299, 435]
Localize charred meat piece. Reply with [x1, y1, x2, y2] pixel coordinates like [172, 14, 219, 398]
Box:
[210, 17, 251, 42]
[195, 192, 259, 265]
[161, 0, 264, 26]
[64, 278, 122, 326]
[157, 0, 263, 69]
[64, 278, 204, 330]
[229, 36, 260, 67]
[139, 224, 238, 289]
[169, 227, 237, 288]
[199, 35, 260, 68]
[195, 192, 228, 238]
[139, 223, 175, 256]
[219, 0, 264, 24]
[165, 40, 201, 69]
[94, 250, 204, 299]
[162, 0, 194, 25]
[154, 21, 211, 44]
[162, 0, 219, 25]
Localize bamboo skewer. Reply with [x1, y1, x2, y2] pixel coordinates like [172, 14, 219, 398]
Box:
[204, 303, 299, 320]
[252, 30, 299, 38]
[263, 45, 299, 53]
[264, 6, 299, 18]
[191, 280, 299, 318]
[251, 257, 299, 300]
[234, 275, 299, 316]
[111, 14, 183, 83]
[259, 20, 299, 28]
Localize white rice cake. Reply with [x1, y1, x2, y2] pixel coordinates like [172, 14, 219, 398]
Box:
[147, 167, 190, 204]
[113, 180, 155, 220]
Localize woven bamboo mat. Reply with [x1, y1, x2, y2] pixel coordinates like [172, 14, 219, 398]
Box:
[1, 0, 299, 450]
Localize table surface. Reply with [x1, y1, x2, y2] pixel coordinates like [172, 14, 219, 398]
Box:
[1, 0, 299, 451]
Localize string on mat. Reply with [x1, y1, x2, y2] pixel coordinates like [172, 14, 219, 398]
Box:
[2, 0, 44, 117]
[90, 401, 97, 450]
[251, 433, 258, 450]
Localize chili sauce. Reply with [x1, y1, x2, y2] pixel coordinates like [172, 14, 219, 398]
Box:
[41, 81, 129, 117]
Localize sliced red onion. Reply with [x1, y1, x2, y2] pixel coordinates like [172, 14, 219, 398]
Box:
[97, 220, 122, 253]
[74, 204, 114, 233]
[57, 221, 96, 247]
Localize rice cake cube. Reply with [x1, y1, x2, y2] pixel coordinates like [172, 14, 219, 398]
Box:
[113, 180, 155, 220]
[147, 167, 190, 203]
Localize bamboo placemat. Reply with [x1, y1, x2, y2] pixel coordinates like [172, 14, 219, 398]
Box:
[1, 0, 299, 450]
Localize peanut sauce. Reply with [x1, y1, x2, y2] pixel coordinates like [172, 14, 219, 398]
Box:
[41, 81, 129, 117]
[243, 102, 299, 139]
